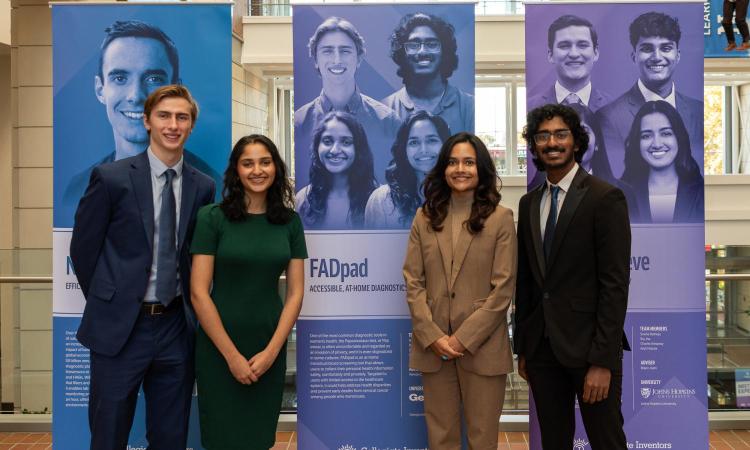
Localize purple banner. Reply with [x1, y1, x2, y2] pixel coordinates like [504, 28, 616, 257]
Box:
[525, 2, 707, 448]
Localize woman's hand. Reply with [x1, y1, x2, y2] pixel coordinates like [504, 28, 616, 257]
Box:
[248, 348, 279, 379]
[227, 353, 257, 385]
[429, 335, 463, 360]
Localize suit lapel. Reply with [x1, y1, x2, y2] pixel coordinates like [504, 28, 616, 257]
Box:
[178, 164, 198, 251]
[544, 85, 556, 103]
[547, 169, 589, 270]
[529, 184, 546, 279]
[449, 225, 475, 290]
[627, 83, 646, 117]
[129, 152, 155, 251]
[434, 216, 453, 292]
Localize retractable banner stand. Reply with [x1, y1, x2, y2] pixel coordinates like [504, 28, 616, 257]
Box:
[704, 0, 749, 58]
[52, 4, 230, 448]
[292, 3, 474, 449]
[525, 2, 707, 449]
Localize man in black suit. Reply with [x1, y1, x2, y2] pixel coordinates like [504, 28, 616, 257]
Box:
[515, 104, 631, 450]
[71, 85, 215, 450]
[527, 15, 610, 112]
[596, 12, 703, 178]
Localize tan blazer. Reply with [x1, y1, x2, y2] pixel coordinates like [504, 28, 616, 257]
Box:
[403, 205, 517, 376]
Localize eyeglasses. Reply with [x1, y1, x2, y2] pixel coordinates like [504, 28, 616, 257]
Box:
[533, 129, 572, 145]
[403, 39, 442, 53]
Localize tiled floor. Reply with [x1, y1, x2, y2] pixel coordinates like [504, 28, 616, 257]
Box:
[1, 430, 750, 449]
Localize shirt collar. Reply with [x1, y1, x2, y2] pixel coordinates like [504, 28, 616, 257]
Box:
[395, 83, 458, 113]
[318, 87, 363, 114]
[546, 163, 579, 194]
[554, 81, 592, 106]
[147, 147, 183, 178]
[637, 79, 676, 108]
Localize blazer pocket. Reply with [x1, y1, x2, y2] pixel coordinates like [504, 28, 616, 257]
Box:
[569, 296, 596, 313]
[88, 279, 116, 302]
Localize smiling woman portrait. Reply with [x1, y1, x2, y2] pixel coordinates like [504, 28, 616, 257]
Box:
[295, 111, 378, 229]
[403, 132, 517, 450]
[190, 135, 308, 450]
[364, 111, 451, 229]
[619, 100, 704, 223]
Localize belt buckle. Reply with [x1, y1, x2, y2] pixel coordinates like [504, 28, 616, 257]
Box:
[146, 303, 163, 316]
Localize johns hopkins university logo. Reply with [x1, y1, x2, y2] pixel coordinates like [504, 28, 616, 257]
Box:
[641, 387, 652, 399]
[573, 437, 590, 449]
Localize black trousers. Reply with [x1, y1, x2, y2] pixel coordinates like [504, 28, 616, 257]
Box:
[525, 339, 626, 450]
[723, 0, 750, 43]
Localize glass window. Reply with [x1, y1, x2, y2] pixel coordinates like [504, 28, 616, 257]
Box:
[475, 86, 508, 175]
[704, 86, 726, 175]
[516, 86, 527, 176]
[706, 246, 750, 410]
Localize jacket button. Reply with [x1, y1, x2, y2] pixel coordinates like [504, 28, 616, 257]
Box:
[543, 293, 549, 300]
[451, 292, 455, 299]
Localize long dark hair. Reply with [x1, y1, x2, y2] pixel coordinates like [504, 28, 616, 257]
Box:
[301, 111, 377, 227]
[220, 134, 294, 224]
[422, 132, 501, 234]
[620, 100, 701, 188]
[386, 111, 451, 226]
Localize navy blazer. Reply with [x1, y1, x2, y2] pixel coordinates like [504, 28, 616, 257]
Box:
[70, 151, 215, 356]
[596, 83, 703, 179]
[527, 83, 612, 112]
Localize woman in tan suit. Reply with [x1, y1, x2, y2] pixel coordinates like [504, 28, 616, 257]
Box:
[403, 132, 517, 450]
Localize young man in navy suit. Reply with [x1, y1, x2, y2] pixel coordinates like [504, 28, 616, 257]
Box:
[71, 84, 215, 450]
[515, 104, 631, 450]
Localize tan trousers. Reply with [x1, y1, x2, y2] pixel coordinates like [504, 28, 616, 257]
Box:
[421, 360, 507, 450]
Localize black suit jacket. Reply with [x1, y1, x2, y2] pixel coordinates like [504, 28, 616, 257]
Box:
[514, 169, 631, 370]
[620, 176, 704, 224]
[70, 151, 215, 356]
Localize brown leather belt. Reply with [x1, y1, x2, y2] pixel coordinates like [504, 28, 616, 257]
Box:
[141, 296, 182, 316]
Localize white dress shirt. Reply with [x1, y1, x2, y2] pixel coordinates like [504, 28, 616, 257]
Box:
[637, 79, 676, 108]
[555, 81, 593, 107]
[540, 163, 579, 239]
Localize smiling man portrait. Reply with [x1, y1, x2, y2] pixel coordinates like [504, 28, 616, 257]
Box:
[595, 11, 703, 178]
[382, 12, 474, 135]
[62, 20, 221, 208]
[294, 16, 401, 184]
[528, 15, 611, 113]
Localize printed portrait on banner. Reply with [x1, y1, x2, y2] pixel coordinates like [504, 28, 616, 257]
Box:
[525, 5, 704, 225]
[292, 4, 475, 230]
[53, 6, 229, 229]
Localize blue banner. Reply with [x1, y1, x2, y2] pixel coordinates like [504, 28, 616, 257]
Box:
[292, 3, 475, 448]
[51, 4, 231, 449]
[704, 0, 749, 58]
[525, 2, 707, 448]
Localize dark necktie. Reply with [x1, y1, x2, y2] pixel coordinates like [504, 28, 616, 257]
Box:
[156, 168, 177, 306]
[543, 185, 560, 262]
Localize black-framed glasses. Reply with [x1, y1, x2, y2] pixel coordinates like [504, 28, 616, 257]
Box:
[403, 39, 441, 53]
[533, 129, 572, 145]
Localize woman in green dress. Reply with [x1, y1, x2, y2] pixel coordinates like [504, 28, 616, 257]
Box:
[190, 134, 307, 449]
